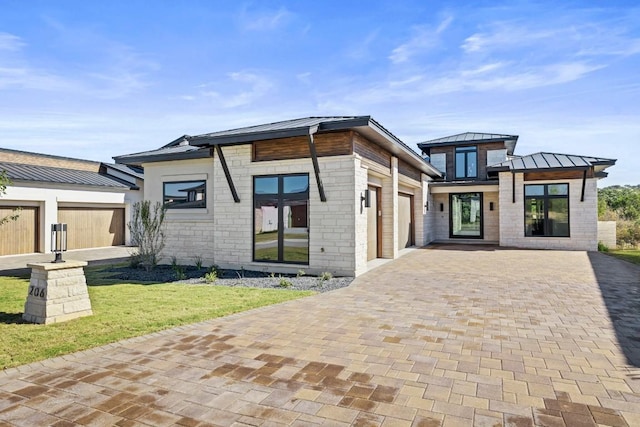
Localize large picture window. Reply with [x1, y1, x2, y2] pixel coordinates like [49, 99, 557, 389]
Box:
[163, 180, 206, 209]
[253, 174, 309, 264]
[455, 146, 477, 179]
[525, 183, 569, 237]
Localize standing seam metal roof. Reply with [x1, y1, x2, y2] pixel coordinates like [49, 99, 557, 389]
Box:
[0, 162, 132, 188]
[488, 152, 616, 171]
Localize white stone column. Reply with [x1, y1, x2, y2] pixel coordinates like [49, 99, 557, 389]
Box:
[23, 260, 92, 324]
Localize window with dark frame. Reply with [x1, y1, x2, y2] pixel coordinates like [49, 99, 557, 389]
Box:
[163, 180, 206, 209]
[253, 174, 309, 264]
[524, 183, 570, 237]
[455, 146, 477, 179]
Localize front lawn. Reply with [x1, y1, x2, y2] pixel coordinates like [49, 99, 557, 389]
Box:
[0, 266, 313, 369]
[607, 249, 640, 266]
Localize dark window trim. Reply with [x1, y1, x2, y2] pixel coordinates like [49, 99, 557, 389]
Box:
[449, 192, 484, 239]
[524, 183, 570, 238]
[253, 173, 310, 265]
[163, 180, 207, 209]
[454, 146, 478, 180]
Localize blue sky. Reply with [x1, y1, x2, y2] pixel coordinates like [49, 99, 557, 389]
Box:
[1, 1, 638, 185]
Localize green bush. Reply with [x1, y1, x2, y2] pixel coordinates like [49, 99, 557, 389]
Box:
[597, 241, 609, 252]
[204, 271, 217, 284]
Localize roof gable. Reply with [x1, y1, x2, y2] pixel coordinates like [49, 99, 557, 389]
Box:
[418, 132, 518, 156]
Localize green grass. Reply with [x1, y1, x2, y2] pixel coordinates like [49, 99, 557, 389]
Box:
[254, 231, 308, 243]
[607, 249, 640, 266]
[0, 265, 313, 369]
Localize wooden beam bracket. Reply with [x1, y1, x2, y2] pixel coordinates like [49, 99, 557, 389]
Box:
[512, 172, 516, 203]
[307, 125, 327, 202]
[215, 145, 240, 203]
[580, 169, 587, 202]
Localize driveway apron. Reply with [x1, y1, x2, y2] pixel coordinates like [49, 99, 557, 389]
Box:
[1, 247, 639, 426]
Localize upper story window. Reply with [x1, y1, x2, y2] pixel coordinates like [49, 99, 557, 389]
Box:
[455, 146, 477, 179]
[163, 180, 206, 209]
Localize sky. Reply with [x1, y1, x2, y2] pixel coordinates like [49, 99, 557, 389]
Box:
[0, 1, 638, 186]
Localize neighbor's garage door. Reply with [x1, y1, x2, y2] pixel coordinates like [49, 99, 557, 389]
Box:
[397, 193, 414, 250]
[0, 206, 39, 256]
[58, 207, 125, 250]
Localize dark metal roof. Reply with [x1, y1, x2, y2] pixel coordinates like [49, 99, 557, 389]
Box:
[0, 162, 132, 189]
[418, 132, 518, 155]
[115, 116, 442, 178]
[102, 163, 144, 180]
[188, 116, 365, 146]
[488, 152, 616, 173]
[113, 143, 211, 165]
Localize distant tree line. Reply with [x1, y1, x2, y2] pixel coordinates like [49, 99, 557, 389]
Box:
[598, 185, 640, 248]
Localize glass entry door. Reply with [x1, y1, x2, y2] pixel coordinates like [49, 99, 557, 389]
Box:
[450, 193, 483, 239]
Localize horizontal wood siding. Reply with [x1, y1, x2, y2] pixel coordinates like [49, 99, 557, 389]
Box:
[353, 132, 391, 168]
[398, 159, 421, 181]
[253, 131, 352, 162]
[524, 169, 593, 181]
[0, 206, 38, 255]
[58, 208, 125, 250]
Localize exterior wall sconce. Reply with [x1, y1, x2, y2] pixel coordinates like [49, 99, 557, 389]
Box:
[440, 203, 444, 212]
[424, 201, 429, 211]
[51, 223, 67, 263]
[489, 202, 495, 211]
[361, 189, 370, 208]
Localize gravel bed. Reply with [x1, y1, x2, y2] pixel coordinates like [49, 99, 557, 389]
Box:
[106, 265, 354, 293]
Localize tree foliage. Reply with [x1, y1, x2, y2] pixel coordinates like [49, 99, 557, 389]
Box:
[598, 185, 640, 247]
[0, 170, 20, 226]
[128, 201, 167, 271]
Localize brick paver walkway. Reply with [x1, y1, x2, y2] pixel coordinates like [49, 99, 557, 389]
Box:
[1, 247, 639, 426]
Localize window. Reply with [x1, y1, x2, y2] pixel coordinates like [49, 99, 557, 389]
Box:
[455, 146, 477, 179]
[254, 174, 309, 264]
[524, 183, 569, 237]
[163, 180, 206, 209]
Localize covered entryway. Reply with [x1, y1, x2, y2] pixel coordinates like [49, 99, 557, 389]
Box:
[397, 193, 414, 249]
[0, 206, 39, 256]
[58, 207, 125, 250]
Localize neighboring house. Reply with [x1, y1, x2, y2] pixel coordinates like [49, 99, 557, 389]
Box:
[0, 148, 143, 256]
[115, 116, 615, 277]
[418, 133, 616, 250]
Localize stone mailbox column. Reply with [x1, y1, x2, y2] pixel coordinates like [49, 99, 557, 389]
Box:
[23, 260, 93, 324]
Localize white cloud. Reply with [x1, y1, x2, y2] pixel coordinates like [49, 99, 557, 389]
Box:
[201, 71, 274, 108]
[0, 66, 77, 91]
[0, 32, 25, 51]
[389, 16, 453, 64]
[238, 6, 293, 31]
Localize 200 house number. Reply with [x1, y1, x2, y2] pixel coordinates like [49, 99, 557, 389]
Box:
[29, 286, 46, 298]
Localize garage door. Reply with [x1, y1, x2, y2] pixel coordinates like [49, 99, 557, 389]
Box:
[398, 193, 414, 250]
[0, 206, 39, 256]
[58, 207, 125, 250]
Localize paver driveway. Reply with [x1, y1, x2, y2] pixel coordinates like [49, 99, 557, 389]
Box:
[1, 247, 639, 427]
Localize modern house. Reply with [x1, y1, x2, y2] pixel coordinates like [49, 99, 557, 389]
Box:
[115, 116, 616, 277]
[0, 148, 143, 256]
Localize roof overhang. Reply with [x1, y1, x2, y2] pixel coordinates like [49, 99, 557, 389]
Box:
[114, 147, 211, 165]
[418, 137, 518, 156]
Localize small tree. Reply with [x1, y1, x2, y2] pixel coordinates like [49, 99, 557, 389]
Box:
[0, 170, 20, 226]
[128, 200, 167, 271]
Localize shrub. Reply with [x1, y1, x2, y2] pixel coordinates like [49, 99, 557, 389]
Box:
[319, 271, 332, 281]
[204, 270, 217, 284]
[173, 265, 186, 281]
[597, 241, 609, 252]
[278, 277, 292, 288]
[128, 201, 167, 272]
[296, 269, 306, 278]
[193, 256, 204, 269]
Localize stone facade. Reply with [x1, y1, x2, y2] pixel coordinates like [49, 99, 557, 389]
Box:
[597, 221, 617, 249]
[23, 260, 92, 324]
[498, 172, 599, 251]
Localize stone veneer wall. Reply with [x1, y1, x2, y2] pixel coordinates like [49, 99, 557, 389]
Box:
[498, 172, 599, 251]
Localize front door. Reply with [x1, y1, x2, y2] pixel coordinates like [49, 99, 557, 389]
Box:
[450, 193, 483, 239]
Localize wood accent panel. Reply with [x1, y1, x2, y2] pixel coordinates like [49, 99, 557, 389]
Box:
[58, 208, 125, 250]
[398, 159, 421, 181]
[430, 141, 507, 180]
[524, 169, 593, 181]
[353, 132, 391, 168]
[0, 206, 38, 255]
[253, 131, 352, 162]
